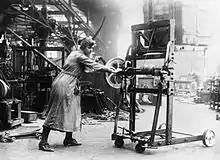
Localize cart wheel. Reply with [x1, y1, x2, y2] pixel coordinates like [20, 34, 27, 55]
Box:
[135, 143, 145, 153]
[202, 130, 215, 147]
[6, 137, 15, 142]
[38, 135, 42, 140]
[114, 139, 124, 148]
[11, 137, 16, 141]
[35, 133, 42, 140]
[1, 138, 7, 143]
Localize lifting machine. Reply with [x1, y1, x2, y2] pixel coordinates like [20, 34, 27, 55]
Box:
[105, 19, 215, 153]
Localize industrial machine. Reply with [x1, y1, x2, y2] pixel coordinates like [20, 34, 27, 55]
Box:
[0, 0, 116, 129]
[0, 0, 63, 129]
[0, 0, 87, 129]
[105, 19, 215, 153]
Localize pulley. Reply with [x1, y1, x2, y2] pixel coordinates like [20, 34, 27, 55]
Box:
[105, 57, 125, 89]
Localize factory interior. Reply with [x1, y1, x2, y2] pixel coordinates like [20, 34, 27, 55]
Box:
[0, 0, 220, 159]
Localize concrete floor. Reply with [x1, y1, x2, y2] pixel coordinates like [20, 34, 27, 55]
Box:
[0, 97, 219, 160]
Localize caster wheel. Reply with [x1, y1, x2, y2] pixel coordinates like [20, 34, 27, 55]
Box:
[36, 135, 42, 140]
[202, 129, 215, 147]
[135, 143, 145, 153]
[1, 138, 7, 143]
[6, 137, 15, 142]
[35, 133, 41, 139]
[114, 139, 124, 148]
[11, 137, 16, 141]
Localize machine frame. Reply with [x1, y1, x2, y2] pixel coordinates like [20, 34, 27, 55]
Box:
[107, 19, 215, 153]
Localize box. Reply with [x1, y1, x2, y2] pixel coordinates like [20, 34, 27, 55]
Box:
[21, 111, 38, 123]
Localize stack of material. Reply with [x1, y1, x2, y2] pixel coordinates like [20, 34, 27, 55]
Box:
[82, 110, 129, 123]
[80, 81, 144, 115]
[92, 90, 116, 113]
[80, 81, 116, 114]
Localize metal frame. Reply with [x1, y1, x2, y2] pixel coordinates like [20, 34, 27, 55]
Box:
[111, 19, 212, 153]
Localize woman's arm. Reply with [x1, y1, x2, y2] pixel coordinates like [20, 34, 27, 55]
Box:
[78, 53, 114, 73]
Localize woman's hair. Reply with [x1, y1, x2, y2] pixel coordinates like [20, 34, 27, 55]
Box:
[79, 37, 95, 50]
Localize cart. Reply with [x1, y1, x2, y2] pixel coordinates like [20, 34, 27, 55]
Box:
[105, 19, 215, 153]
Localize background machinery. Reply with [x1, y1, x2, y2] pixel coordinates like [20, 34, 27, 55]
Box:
[0, 0, 120, 130]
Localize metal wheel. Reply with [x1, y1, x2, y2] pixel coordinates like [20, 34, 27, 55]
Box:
[202, 129, 215, 147]
[35, 133, 42, 140]
[11, 137, 16, 141]
[0, 138, 7, 143]
[105, 57, 125, 88]
[5, 136, 15, 142]
[135, 143, 145, 153]
[114, 138, 124, 148]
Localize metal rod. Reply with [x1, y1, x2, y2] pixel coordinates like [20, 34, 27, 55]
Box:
[113, 86, 123, 135]
[153, 135, 203, 147]
[172, 131, 194, 137]
[130, 29, 137, 132]
[128, 88, 167, 94]
[164, 41, 173, 64]
[149, 82, 163, 145]
[166, 18, 175, 145]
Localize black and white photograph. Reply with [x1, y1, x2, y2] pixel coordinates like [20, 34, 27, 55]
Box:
[0, 0, 219, 159]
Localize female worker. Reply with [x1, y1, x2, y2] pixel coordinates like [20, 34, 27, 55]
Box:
[38, 37, 116, 152]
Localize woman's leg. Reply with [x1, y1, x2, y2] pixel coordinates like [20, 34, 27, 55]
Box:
[39, 126, 54, 152]
[41, 126, 51, 142]
[65, 132, 72, 140]
[63, 132, 81, 146]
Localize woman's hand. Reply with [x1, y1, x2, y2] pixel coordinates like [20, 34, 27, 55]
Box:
[105, 66, 116, 73]
[94, 56, 102, 62]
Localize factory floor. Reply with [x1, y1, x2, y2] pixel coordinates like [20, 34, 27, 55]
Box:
[0, 97, 219, 160]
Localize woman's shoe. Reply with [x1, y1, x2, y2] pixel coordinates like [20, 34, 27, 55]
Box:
[63, 138, 82, 146]
[39, 141, 54, 152]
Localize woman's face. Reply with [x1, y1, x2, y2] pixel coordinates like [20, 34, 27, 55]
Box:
[83, 45, 93, 56]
